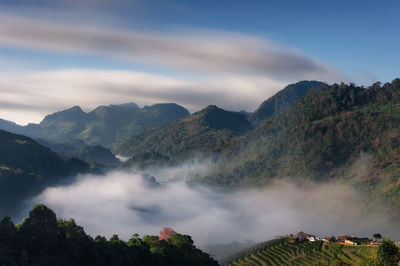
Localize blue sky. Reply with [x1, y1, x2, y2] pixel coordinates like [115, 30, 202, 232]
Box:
[0, 0, 399, 124]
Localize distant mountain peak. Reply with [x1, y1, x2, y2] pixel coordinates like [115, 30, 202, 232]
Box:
[250, 80, 326, 125]
[196, 105, 220, 115]
[69, 106, 84, 112]
[41, 105, 87, 124]
[188, 105, 252, 134]
[114, 102, 140, 109]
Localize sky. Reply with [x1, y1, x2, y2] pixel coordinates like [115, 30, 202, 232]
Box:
[0, 0, 399, 125]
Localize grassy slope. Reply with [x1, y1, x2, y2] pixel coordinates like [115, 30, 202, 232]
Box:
[222, 238, 377, 266]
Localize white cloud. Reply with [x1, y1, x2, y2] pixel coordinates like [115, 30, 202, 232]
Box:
[0, 14, 343, 80]
[0, 13, 346, 124]
[32, 170, 399, 246]
[0, 69, 287, 125]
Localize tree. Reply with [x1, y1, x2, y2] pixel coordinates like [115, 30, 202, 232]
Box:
[168, 233, 194, 248]
[0, 205, 218, 265]
[377, 239, 400, 265]
[159, 227, 176, 241]
[373, 233, 382, 240]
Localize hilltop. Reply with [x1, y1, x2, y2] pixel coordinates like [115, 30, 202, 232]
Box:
[114, 80, 328, 167]
[114, 105, 253, 166]
[249, 80, 326, 126]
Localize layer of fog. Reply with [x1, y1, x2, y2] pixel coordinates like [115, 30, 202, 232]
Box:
[31, 170, 400, 247]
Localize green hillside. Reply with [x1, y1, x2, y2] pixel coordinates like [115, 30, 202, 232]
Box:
[114, 105, 253, 166]
[250, 80, 326, 126]
[35, 138, 120, 166]
[0, 130, 89, 217]
[71, 145, 120, 166]
[200, 79, 400, 212]
[222, 238, 377, 265]
[0, 130, 70, 177]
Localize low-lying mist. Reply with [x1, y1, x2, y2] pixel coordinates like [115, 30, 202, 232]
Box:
[29, 169, 399, 246]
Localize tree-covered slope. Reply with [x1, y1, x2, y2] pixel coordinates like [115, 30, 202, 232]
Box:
[114, 105, 253, 165]
[43, 103, 190, 146]
[222, 238, 377, 265]
[39, 106, 89, 142]
[35, 138, 120, 166]
[71, 145, 120, 166]
[0, 204, 218, 266]
[0, 130, 70, 177]
[0, 103, 190, 147]
[0, 130, 89, 217]
[249, 80, 326, 126]
[204, 80, 400, 183]
[200, 79, 400, 215]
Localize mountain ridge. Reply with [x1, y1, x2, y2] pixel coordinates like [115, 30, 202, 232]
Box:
[0, 102, 190, 147]
[114, 105, 253, 164]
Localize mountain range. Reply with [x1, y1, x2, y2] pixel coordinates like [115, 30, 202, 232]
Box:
[0, 102, 190, 147]
[2, 79, 400, 217]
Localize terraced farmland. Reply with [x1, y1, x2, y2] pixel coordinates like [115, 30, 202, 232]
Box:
[221, 238, 378, 265]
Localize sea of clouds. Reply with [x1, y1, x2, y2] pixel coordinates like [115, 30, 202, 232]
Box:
[29, 168, 400, 247]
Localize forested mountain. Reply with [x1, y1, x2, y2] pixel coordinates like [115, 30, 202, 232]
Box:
[71, 145, 120, 166]
[249, 80, 326, 126]
[0, 130, 76, 177]
[115, 81, 327, 167]
[107, 79, 400, 215]
[205, 80, 400, 183]
[0, 103, 190, 147]
[0, 204, 218, 265]
[201, 79, 400, 214]
[114, 105, 253, 167]
[3, 79, 400, 216]
[35, 138, 120, 166]
[0, 130, 89, 217]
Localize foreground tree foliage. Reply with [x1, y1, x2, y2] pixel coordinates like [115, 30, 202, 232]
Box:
[377, 239, 400, 266]
[0, 204, 218, 266]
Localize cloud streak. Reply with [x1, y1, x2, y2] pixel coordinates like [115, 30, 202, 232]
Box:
[0, 70, 287, 124]
[0, 13, 344, 81]
[0, 13, 346, 124]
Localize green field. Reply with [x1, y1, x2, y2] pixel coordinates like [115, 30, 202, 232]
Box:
[222, 238, 378, 265]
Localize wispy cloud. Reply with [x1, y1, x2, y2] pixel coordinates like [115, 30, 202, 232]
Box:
[0, 13, 345, 124]
[0, 70, 286, 124]
[0, 14, 344, 81]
